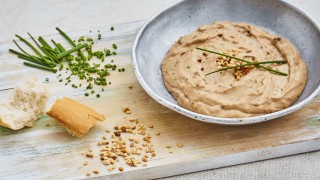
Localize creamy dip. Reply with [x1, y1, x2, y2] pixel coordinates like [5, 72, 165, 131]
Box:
[161, 21, 307, 118]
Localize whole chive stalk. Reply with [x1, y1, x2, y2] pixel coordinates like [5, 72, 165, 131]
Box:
[38, 36, 54, 50]
[206, 60, 287, 76]
[9, 49, 31, 59]
[18, 55, 52, 67]
[15, 34, 54, 66]
[57, 43, 88, 59]
[10, 42, 45, 63]
[12, 40, 44, 61]
[55, 27, 86, 60]
[57, 43, 66, 52]
[196, 47, 288, 76]
[28, 33, 59, 63]
[9, 48, 49, 67]
[23, 62, 57, 73]
[52, 40, 72, 61]
[41, 46, 59, 57]
[39, 38, 60, 60]
[51, 40, 63, 53]
[13, 40, 32, 57]
[57, 43, 73, 61]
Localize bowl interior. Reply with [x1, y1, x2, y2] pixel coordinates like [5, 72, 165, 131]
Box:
[134, 0, 320, 123]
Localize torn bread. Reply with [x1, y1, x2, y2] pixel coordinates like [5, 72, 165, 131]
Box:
[0, 79, 49, 130]
[46, 97, 105, 137]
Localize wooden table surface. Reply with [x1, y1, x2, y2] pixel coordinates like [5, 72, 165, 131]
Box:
[1, 0, 320, 179]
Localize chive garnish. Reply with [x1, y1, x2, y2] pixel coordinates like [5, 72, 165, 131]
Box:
[196, 47, 288, 76]
[205, 61, 287, 76]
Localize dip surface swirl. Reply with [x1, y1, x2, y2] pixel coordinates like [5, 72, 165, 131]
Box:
[161, 21, 307, 118]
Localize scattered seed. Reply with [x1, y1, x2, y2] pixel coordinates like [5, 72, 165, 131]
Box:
[86, 152, 94, 158]
[118, 166, 124, 171]
[176, 143, 184, 148]
[92, 169, 99, 174]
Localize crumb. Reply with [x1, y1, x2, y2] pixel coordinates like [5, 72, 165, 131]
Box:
[166, 145, 171, 148]
[45, 123, 51, 127]
[128, 84, 133, 89]
[155, 132, 160, 136]
[148, 124, 153, 128]
[86, 172, 91, 176]
[151, 152, 156, 157]
[83, 161, 88, 166]
[106, 129, 111, 133]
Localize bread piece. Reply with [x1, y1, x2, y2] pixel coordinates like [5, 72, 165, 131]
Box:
[46, 97, 105, 137]
[0, 79, 49, 130]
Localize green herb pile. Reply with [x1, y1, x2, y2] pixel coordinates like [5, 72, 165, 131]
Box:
[9, 27, 123, 98]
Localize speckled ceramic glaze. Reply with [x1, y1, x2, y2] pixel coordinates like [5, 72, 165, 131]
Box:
[132, 0, 320, 125]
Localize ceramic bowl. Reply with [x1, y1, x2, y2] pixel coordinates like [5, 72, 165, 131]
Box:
[132, 0, 320, 125]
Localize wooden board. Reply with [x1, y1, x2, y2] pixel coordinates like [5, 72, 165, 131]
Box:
[1, 20, 320, 180]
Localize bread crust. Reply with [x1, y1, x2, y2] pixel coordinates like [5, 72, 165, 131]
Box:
[46, 97, 105, 137]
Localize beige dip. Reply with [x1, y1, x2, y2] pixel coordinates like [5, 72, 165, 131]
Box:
[161, 21, 307, 118]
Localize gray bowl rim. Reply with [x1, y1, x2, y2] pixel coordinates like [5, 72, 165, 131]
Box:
[131, 0, 320, 125]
